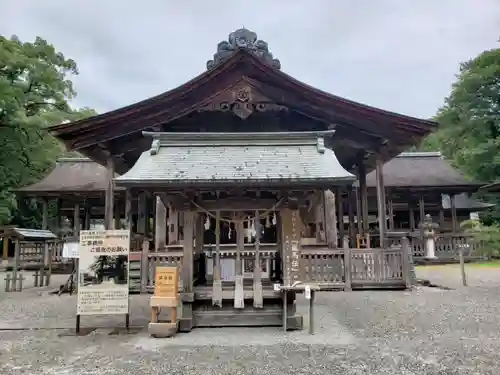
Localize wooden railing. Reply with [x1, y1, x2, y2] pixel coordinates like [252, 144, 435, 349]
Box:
[387, 232, 483, 259]
[299, 245, 410, 289]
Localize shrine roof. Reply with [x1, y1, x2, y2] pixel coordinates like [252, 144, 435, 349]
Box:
[17, 157, 123, 195]
[364, 152, 483, 192]
[0, 226, 57, 240]
[48, 28, 438, 173]
[441, 193, 493, 211]
[114, 131, 355, 188]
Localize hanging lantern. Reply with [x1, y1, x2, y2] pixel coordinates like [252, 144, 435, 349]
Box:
[265, 214, 271, 228]
[272, 212, 277, 226]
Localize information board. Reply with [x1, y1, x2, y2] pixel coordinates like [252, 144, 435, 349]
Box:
[154, 266, 179, 298]
[77, 230, 130, 315]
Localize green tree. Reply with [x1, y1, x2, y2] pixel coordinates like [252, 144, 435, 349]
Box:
[418, 47, 500, 222]
[420, 47, 500, 179]
[0, 35, 96, 226]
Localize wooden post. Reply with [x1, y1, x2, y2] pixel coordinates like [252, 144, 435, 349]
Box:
[387, 190, 395, 231]
[324, 190, 338, 248]
[459, 246, 467, 286]
[125, 189, 132, 230]
[234, 215, 245, 308]
[336, 188, 344, 248]
[401, 237, 412, 289]
[315, 192, 324, 243]
[355, 187, 362, 235]
[41, 198, 48, 230]
[419, 195, 425, 227]
[154, 196, 167, 251]
[55, 198, 62, 235]
[451, 194, 458, 232]
[439, 206, 445, 229]
[253, 210, 263, 308]
[347, 189, 356, 247]
[344, 246, 352, 291]
[168, 207, 179, 245]
[358, 161, 369, 235]
[375, 157, 387, 247]
[409, 208, 415, 231]
[84, 201, 91, 230]
[212, 210, 222, 307]
[114, 196, 121, 230]
[73, 203, 81, 237]
[137, 192, 147, 235]
[140, 240, 150, 293]
[182, 211, 194, 294]
[104, 157, 115, 230]
[2, 236, 9, 262]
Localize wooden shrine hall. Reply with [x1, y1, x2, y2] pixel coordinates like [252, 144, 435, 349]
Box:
[26, 28, 445, 330]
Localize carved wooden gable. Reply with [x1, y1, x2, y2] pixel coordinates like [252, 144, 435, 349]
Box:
[197, 80, 287, 119]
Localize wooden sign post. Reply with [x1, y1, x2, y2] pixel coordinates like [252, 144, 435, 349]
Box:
[148, 266, 180, 338]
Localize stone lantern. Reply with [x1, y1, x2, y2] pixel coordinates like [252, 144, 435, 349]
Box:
[419, 214, 439, 259]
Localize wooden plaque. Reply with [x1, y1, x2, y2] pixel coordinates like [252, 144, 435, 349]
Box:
[154, 266, 179, 298]
[280, 208, 302, 286]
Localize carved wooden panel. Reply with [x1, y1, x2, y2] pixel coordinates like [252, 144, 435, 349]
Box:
[197, 81, 287, 119]
[281, 208, 302, 286]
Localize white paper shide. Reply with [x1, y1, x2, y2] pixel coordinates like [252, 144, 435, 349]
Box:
[77, 230, 130, 315]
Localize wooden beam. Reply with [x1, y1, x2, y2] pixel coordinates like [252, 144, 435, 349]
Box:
[375, 157, 387, 246]
[104, 158, 115, 230]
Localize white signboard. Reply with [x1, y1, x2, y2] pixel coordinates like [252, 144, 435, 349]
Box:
[77, 230, 130, 316]
[63, 242, 79, 259]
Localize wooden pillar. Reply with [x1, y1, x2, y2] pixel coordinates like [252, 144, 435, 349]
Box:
[104, 157, 115, 230]
[315, 192, 324, 242]
[181, 210, 194, 332]
[73, 203, 81, 237]
[347, 188, 356, 247]
[419, 195, 425, 223]
[125, 189, 132, 230]
[2, 236, 9, 261]
[41, 198, 48, 230]
[253, 210, 263, 308]
[55, 198, 62, 235]
[375, 157, 387, 247]
[409, 208, 415, 231]
[154, 195, 167, 251]
[450, 194, 458, 232]
[182, 211, 194, 292]
[324, 190, 338, 248]
[439, 206, 445, 229]
[387, 190, 395, 231]
[84, 200, 91, 230]
[168, 207, 179, 245]
[336, 188, 344, 247]
[234, 215, 245, 309]
[137, 192, 147, 235]
[355, 187, 362, 235]
[212, 210, 222, 307]
[357, 161, 369, 234]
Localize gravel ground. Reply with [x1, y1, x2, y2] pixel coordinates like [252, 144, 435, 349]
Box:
[0, 268, 499, 374]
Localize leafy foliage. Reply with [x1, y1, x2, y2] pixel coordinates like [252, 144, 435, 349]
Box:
[0, 35, 96, 226]
[418, 47, 500, 221]
[461, 219, 500, 257]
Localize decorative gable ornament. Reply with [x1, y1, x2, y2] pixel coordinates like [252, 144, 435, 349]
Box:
[207, 28, 281, 70]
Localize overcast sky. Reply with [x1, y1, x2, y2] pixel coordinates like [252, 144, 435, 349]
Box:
[2, 0, 499, 118]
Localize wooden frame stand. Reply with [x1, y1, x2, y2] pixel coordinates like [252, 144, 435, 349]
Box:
[148, 296, 179, 338]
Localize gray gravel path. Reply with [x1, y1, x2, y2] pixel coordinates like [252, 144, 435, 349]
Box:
[0, 268, 499, 374]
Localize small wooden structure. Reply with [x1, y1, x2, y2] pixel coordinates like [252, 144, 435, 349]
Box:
[0, 226, 57, 291]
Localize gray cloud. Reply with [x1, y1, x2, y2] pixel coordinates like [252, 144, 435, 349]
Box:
[2, 0, 499, 118]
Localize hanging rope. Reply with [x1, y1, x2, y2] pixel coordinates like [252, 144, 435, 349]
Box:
[190, 198, 284, 224]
